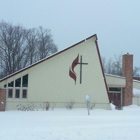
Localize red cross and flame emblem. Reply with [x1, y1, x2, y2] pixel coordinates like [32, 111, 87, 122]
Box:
[69, 54, 79, 84]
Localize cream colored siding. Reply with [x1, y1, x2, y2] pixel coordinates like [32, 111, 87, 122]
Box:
[27, 37, 110, 109]
[105, 74, 125, 87]
[133, 97, 140, 106]
[1, 36, 111, 110]
[133, 80, 140, 89]
[0, 80, 6, 88]
[6, 100, 29, 110]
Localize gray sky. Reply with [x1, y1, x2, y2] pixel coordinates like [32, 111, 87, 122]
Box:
[0, 0, 139, 67]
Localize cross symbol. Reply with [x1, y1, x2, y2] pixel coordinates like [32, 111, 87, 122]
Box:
[75, 55, 88, 84]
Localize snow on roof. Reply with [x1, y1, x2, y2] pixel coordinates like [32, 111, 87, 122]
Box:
[105, 73, 125, 79]
[133, 88, 140, 97]
[133, 79, 140, 83]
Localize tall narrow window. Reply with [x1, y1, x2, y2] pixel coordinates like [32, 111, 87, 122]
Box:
[22, 74, 28, 87]
[4, 84, 7, 88]
[15, 89, 20, 98]
[15, 78, 21, 87]
[8, 89, 13, 98]
[22, 90, 27, 98]
[8, 81, 14, 87]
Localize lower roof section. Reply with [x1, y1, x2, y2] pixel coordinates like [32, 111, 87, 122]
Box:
[105, 74, 126, 87]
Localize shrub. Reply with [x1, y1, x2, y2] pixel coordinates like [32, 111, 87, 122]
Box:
[65, 100, 74, 110]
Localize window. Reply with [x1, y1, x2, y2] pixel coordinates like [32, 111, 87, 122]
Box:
[8, 89, 13, 98]
[109, 87, 121, 92]
[15, 78, 21, 87]
[22, 90, 27, 98]
[6, 74, 28, 100]
[8, 81, 14, 87]
[15, 89, 20, 98]
[22, 74, 28, 87]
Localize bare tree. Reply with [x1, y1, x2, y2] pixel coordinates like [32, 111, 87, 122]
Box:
[111, 54, 122, 76]
[0, 21, 27, 76]
[102, 54, 139, 77]
[25, 28, 38, 65]
[37, 26, 58, 60]
[106, 58, 113, 74]
[105, 55, 122, 76]
[133, 67, 140, 77]
[0, 21, 58, 78]
[101, 56, 106, 73]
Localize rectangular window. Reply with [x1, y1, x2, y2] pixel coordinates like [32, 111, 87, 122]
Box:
[22, 90, 27, 98]
[109, 87, 121, 92]
[8, 89, 13, 98]
[22, 74, 28, 87]
[15, 89, 20, 98]
[15, 78, 21, 87]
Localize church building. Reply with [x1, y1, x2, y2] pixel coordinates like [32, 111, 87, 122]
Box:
[0, 34, 140, 111]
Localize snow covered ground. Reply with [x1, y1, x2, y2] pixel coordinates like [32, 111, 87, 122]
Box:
[0, 104, 140, 140]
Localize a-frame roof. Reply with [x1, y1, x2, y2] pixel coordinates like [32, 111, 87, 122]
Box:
[0, 34, 98, 82]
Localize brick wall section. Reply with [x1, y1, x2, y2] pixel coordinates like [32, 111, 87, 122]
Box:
[122, 54, 133, 106]
[0, 89, 6, 111]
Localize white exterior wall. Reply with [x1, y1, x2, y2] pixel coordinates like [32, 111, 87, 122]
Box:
[0, 36, 111, 110]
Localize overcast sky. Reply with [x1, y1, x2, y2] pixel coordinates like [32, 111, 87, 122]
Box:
[0, 0, 139, 67]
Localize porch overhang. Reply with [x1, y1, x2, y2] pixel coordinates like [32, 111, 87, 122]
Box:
[105, 74, 126, 87]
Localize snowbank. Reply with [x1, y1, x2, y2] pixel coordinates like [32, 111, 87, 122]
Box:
[110, 103, 116, 110]
[133, 88, 140, 97]
[1, 106, 140, 140]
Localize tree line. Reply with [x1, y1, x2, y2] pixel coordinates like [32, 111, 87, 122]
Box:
[0, 21, 58, 78]
[101, 55, 140, 77]
[0, 20, 139, 79]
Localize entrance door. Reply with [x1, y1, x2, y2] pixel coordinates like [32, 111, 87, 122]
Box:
[108, 93, 121, 106]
